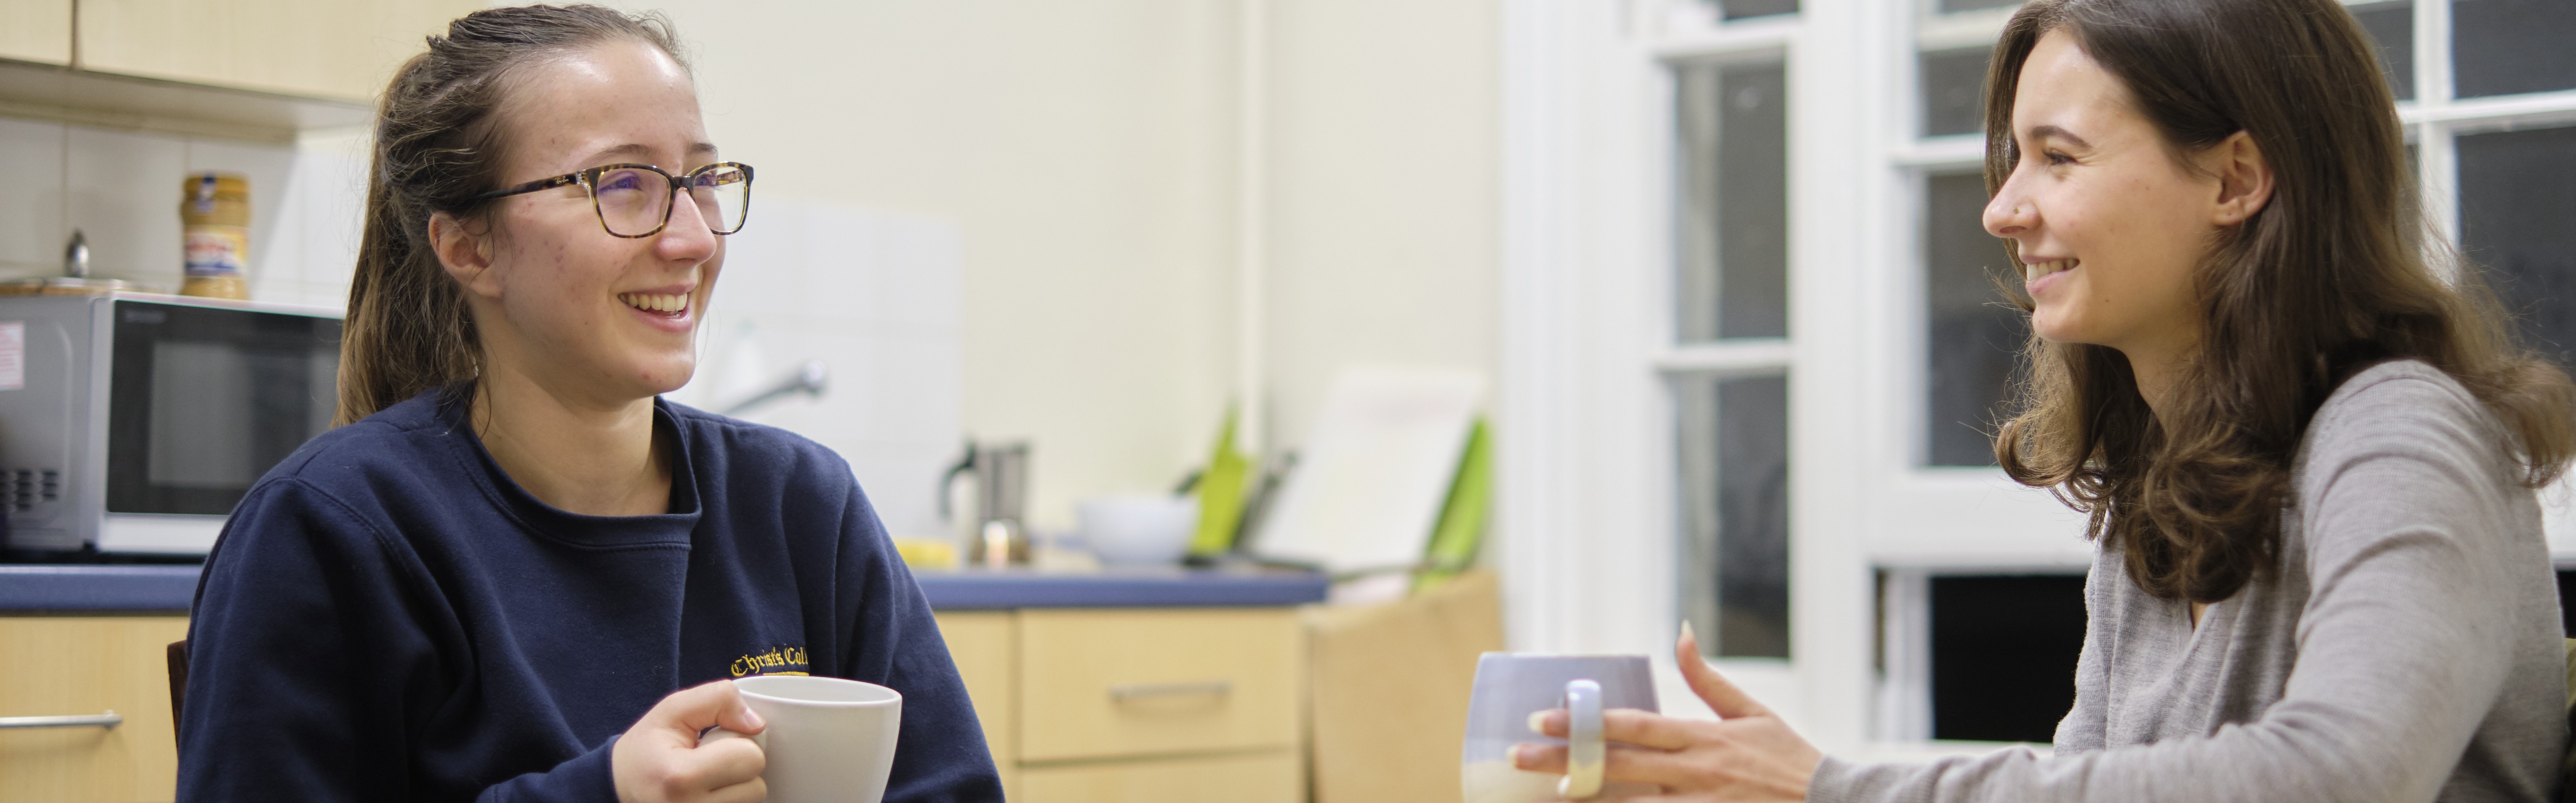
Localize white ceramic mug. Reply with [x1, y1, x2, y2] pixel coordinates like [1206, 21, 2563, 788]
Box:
[1461, 653, 1660, 803]
[704, 675, 903, 803]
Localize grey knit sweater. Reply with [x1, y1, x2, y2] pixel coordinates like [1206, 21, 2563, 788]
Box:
[1812, 360, 2569, 802]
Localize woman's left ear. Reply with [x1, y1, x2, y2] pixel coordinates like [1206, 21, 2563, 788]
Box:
[2209, 130, 2274, 226]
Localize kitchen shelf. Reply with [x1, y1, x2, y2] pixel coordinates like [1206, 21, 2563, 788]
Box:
[0, 57, 371, 144]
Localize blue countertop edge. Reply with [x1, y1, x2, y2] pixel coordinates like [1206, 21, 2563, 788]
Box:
[0, 564, 1330, 613]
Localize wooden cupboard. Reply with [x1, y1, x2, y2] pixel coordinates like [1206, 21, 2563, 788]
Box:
[76, 0, 483, 103]
[2, 606, 1305, 803]
[937, 607, 1308, 803]
[0, 615, 188, 803]
[0, 0, 72, 65]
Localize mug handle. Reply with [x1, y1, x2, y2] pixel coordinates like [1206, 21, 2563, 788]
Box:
[1556, 679, 1604, 800]
[701, 727, 765, 750]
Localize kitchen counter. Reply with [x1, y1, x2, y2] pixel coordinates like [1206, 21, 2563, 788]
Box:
[0, 563, 1330, 613]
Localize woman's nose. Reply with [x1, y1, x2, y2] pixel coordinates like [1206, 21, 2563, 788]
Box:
[1984, 179, 2037, 239]
[656, 192, 720, 261]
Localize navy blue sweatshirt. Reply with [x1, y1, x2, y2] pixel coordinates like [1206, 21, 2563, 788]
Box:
[179, 388, 1002, 802]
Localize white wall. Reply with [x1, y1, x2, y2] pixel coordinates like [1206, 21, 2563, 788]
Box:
[1261, 0, 1500, 448]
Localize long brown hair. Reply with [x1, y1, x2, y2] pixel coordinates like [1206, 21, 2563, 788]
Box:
[1987, 0, 2576, 602]
[337, 5, 686, 425]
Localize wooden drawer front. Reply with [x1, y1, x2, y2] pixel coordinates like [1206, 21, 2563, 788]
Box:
[1020, 750, 1302, 803]
[0, 615, 189, 803]
[1017, 608, 1301, 762]
[933, 612, 1017, 800]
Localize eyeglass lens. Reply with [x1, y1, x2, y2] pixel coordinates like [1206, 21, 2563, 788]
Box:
[594, 165, 751, 236]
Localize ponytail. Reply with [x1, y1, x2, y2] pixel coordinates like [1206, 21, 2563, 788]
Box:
[337, 4, 687, 425]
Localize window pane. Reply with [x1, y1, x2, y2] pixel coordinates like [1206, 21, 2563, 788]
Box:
[1936, 0, 2020, 12]
[1676, 61, 1790, 341]
[1677, 373, 1791, 658]
[1929, 575, 2085, 742]
[2348, 1, 2414, 102]
[1920, 48, 1992, 138]
[1713, 0, 1798, 20]
[1923, 173, 2026, 467]
[2454, 0, 2576, 98]
[2460, 126, 2576, 363]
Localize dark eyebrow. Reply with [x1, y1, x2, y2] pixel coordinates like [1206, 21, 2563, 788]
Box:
[580, 141, 722, 166]
[2026, 124, 2092, 150]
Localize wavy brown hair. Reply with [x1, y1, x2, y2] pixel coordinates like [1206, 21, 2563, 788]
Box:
[1987, 0, 2576, 602]
[337, 5, 686, 425]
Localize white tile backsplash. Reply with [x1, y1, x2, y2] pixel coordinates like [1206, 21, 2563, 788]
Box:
[670, 198, 965, 539]
[1, 118, 360, 303]
[63, 127, 190, 287]
[1, 117, 963, 535]
[0, 117, 66, 272]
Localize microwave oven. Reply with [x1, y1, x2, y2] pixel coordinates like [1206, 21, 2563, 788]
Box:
[0, 293, 341, 555]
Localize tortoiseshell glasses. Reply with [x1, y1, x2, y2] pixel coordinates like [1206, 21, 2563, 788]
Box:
[474, 161, 754, 238]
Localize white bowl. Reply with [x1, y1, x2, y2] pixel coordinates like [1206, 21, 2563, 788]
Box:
[1078, 495, 1201, 567]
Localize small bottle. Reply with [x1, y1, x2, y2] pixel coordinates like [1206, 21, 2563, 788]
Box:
[178, 172, 251, 300]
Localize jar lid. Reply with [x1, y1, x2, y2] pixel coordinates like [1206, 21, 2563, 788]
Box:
[180, 172, 250, 199]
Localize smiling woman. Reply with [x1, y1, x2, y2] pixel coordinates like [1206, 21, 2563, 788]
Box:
[175, 6, 1001, 802]
[1510, 0, 2576, 800]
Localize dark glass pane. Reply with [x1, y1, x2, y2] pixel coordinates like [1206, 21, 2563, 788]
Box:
[1920, 48, 1993, 138]
[2459, 126, 2576, 364]
[2349, 1, 2415, 102]
[1937, 0, 2020, 11]
[2454, 0, 2576, 98]
[1923, 173, 2026, 467]
[1716, 0, 1798, 20]
[1678, 374, 1791, 658]
[2558, 570, 2575, 635]
[1676, 61, 1790, 341]
[1929, 575, 2086, 742]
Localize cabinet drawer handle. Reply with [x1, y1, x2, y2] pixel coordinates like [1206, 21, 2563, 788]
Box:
[1108, 681, 1233, 702]
[0, 710, 122, 729]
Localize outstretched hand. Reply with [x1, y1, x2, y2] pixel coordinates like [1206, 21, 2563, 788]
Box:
[1510, 623, 1822, 802]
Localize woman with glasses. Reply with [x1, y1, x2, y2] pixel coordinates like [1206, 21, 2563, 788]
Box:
[176, 6, 1002, 801]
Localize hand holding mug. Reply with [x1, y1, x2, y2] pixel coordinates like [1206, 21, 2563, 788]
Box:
[1509, 623, 1822, 802]
[611, 679, 769, 803]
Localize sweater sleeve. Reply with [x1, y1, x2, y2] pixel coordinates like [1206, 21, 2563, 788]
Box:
[181, 479, 440, 800]
[830, 485, 1008, 803]
[1809, 375, 2532, 803]
[180, 479, 620, 803]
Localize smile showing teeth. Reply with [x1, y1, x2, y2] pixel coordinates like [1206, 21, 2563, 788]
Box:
[2024, 258, 2081, 283]
[619, 292, 690, 314]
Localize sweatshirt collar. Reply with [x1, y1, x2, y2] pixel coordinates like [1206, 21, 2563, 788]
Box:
[435, 392, 703, 549]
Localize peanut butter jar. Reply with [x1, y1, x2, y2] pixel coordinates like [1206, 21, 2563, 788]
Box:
[179, 172, 251, 300]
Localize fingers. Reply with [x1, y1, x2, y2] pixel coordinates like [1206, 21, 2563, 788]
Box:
[703, 777, 769, 803]
[1510, 741, 1710, 789]
[1528, 708, 1706, 751]
[685, 737, 769, 791]
[1677, 621, 1769, 719]
[649, 679, 768, 739]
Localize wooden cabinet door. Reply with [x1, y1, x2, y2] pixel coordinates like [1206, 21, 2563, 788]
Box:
[0, 0, 71, 64]
[934, 611, 1018, 800]
[76, 0, 482, 102]
[0, 615, 190, 803]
